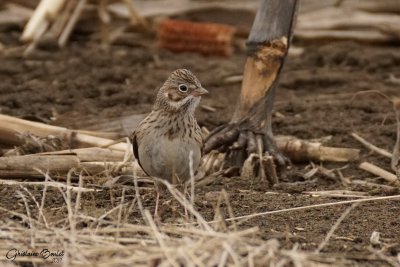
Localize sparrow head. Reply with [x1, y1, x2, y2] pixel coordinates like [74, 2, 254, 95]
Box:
[154, 69, 208, 113]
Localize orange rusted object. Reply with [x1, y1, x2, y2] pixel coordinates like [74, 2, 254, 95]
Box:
[158, 19, 236, 57]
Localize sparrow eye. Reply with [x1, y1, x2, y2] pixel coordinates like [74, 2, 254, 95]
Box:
[178, 84, 188, 93]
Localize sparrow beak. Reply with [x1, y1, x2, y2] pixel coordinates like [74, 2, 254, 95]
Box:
[192, 87, 208, 97]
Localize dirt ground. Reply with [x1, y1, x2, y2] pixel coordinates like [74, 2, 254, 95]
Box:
[1, 18, 400, 266]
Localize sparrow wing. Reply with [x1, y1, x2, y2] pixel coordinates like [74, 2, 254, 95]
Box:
[131, 131, 141, 168]
[131, 129, 154, 178]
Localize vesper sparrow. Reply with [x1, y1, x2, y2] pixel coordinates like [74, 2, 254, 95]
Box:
[132, 69, 208, 187]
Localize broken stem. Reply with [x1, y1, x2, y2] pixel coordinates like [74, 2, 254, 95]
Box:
[351, 132, 392, 158]
[359, 162, 398, 184]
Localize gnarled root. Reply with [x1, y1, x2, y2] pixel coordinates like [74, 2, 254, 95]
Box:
[204, 122, 289, 184]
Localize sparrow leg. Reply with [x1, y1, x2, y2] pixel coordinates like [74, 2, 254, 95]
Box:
[204, 0, 298, 181]
[154, 184, 161, 223]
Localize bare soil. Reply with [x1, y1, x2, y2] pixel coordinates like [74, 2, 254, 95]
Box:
[1, 24, 400, 266]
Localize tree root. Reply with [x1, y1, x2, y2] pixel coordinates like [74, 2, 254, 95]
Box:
[204, 123, 290, 184]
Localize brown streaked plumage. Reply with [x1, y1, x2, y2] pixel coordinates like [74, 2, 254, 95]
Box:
[131, 69, 208, 184]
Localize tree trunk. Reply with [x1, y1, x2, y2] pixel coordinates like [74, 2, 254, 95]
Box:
[204, 0, 298, 181]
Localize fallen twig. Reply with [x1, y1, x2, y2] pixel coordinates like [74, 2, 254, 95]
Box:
[3, 132, 64, 156]
[276, 135, 360, 162]
[20, 0, 147, 50]
[350, 91, 400, 175]
[351, 180, 397, 191]
[359, 162, 398, 184]
[351, 132, 392, 158]
[0, 179, 96, 192]
[304, 190, 368, 199]
[39, 147, 125, 162]
[0, 114, 126, 151]
[0, 154, 145, 178]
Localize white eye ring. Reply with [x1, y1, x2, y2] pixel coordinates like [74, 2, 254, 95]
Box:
[178, 84, 188, 92]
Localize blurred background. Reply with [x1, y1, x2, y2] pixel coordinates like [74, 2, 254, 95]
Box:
[0, 0, 399, 130]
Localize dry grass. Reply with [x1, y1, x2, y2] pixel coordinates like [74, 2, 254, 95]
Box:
[2, 175, 399, 267]
[0, 171, 376, 267]
[0, 135, 399, 266]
